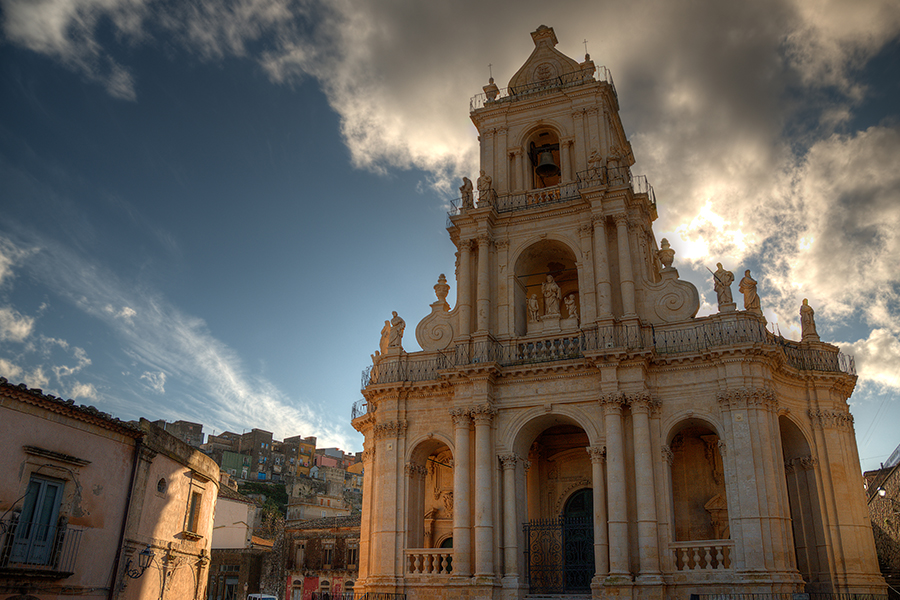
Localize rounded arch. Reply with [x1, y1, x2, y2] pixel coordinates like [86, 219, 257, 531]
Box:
[662, 411, 725, 446]
[561, 487, 593, 517]
[504, 406, 603, 457]
[778, 413, 814, 460]
[406, 432, 454, 465]
[510, 238, 583, 336]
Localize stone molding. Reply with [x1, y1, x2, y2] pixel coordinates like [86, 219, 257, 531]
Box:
[808, 408, 854, 430]
[374, 419, 408, 439]
[716, 387, 778, 411]
[498, 454, 519, 470]
[586, 445, 606, 464]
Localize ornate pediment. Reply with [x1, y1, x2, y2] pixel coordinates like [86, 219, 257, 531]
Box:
[507, 25, 583, 93]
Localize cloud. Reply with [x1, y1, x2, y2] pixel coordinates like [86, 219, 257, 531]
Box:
[0, 307, 34, 342]
[841, 328, 900, 391]
[69, 381, 98, 400]
[140, 370, 166, 394]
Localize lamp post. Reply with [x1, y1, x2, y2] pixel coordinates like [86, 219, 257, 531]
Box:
[125, 545, 155, 579]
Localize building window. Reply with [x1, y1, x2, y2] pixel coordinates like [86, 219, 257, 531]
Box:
[157, 478, 167, 493]
[347, 547, 359, 567]
[10, 474, 64, 565]
[187, 491, 202, 533]
[323, 547, 334, 566]
[223, 576, 239, 600]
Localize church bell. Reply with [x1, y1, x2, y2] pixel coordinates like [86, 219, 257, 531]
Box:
[535, 148, 560, 178]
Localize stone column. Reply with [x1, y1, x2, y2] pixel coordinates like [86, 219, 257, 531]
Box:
[496, 128, 508, 193]
[457, 240, 473, 338]
[358, 444, 376, 583]
[572, 109, 586, 173]
[592, 215, 613, 320]
[476, 234, 492, 333]
[629, 393, 661, 579]
[372, 420, 407, 581]
[499, 454, 519, 578]
[599, 393, 629, 578]
[450, 408, 472, 577]
[482, 129, 495, 182]
[587, 445, 609, 580]
[473, 404, 497, 577]
[613, 213, 636, 317]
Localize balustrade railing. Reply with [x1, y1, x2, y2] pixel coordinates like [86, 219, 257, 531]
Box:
[405, 548, 452, 575]
[671, 540, 733, 571]
[470, 66, 616, 111]
[0, 518, 82, 574]
[351, 399, 371, 420]
[360, 316, 854, 389]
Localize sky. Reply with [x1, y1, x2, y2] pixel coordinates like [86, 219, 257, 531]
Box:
[0, 0, 899, 470]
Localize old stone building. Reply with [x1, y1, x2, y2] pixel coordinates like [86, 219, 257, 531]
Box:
[351, 25, 886, 600]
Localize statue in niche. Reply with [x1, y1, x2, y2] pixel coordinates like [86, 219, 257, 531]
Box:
[712, 263, 734, 307]
[588, 149, 603, 168]
[476, 170, 492, 200]
[800, 298, 819, 341]
[379, 320, 391, 355]
[542, 275, 561, 316]
[527, 294, 540, 322]
[459, 177, 474, 209]
[388, 311, 406, 348]
[739, 269, 761, 313]
[658, 238, 675, 270]
[564, 294, 579, 322]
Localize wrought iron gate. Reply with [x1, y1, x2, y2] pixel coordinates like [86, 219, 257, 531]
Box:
[523, 515, 593, 594]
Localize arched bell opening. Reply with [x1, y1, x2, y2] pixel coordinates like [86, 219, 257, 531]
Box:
[406, 440, 454, 550]
[780, 416, 830, 592]
[526, 129, 562, 189]
[668, 420, 729, 542]
[513, 240, 580, 337]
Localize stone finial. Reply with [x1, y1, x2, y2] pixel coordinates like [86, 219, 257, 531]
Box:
[800, 298, 820, 342]
[531, 25, 558, 47]
[483, 77, 499, 101]
[658, 238, 675, 270]
[434, 274, 450, 305]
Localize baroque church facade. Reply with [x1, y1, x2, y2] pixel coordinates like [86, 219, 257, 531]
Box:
[352, 26, 885, 600]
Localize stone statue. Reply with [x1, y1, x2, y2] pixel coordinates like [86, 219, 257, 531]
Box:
[564, 294, 579, 321]
[800, 298, 819, 341]
[739, 269, 761, 313]
[459, 177, 474, 209]
[388, 311, 406, 348]
[476, 170, 492, 201]
[527, 294, 540, 322]
[379, 320, 391, 355]
[658, 238, 675, 270]
[542, 275, 561, 316]
[712, 263, 734, 307]
[588, 149, 603, 168]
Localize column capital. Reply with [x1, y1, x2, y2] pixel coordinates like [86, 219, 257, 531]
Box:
[578, 223, 593, 237]
[450, 407, 472, 427]
[661, 445, 674, 465]
[374, 419, 408, 439]
[716, 387, 778, 411]
[627, 392, 658, 414]
[808, 408, 854, 430]
[586, 445, 606, 464]
[598, 392, 626, 415]
[612, 212, 629, 227]
[476, 233, 493, 247]
[471, 403, 497, 425]
[404, 462, 429, 479]
[459, 239, 476, 252]
[362, 448, 376, 463]
[498, 454, 519, 470]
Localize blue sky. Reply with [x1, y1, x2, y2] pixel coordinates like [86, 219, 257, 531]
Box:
[1, 0, 899, 469]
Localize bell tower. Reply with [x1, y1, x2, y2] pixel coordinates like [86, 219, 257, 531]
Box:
[417, 24, 699, 351]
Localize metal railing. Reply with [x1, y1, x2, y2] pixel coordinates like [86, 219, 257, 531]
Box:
[0, 518, 82, 574]
[351, 399, 372, 420]
[309, 594, 406, 600]
[470, 66, 616, 111]
[360, 314, 855, 390]
[692, 594, 887, 600]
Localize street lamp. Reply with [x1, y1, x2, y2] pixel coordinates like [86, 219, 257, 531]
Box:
[125, 545, 155, 579]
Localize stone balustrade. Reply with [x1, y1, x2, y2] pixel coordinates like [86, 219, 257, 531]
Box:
[670, 540, 733, 571]
[405, 549, 453, 575]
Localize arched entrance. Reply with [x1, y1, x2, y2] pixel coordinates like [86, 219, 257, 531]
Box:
[522, 423, 595, 594]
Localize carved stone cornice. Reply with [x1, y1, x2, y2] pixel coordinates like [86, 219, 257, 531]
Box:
[374, 420, 408, 439]
[661, 445, 674, 465]
[808, 408, 854, 431]
[449, 407, 471, 427]
[716, 387, 778, 411]
[498, 454, 519, 470]
[586, 445, 606, 464]
[405, 462, 429, 479]
[471, 403, 497, 425]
